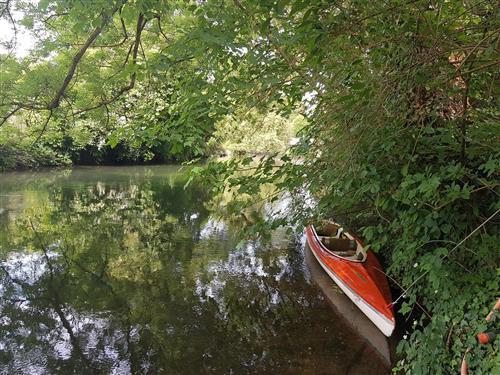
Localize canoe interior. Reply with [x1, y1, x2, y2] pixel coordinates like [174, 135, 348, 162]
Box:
[313, 221, 367, 262]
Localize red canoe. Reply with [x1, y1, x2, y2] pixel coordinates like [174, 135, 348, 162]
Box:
[305, 222, 395, 336]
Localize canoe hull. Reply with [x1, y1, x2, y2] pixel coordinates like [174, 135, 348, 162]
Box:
[305, 225, 395, 337]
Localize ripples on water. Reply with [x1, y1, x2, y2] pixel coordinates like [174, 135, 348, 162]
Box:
[0, 166, 388, 374]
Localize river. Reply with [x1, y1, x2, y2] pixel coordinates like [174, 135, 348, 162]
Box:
[0, 165, 390, 374]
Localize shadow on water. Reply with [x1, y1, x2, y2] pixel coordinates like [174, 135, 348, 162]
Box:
[0, 165, 390, 374]
[304, 244, 393, 371]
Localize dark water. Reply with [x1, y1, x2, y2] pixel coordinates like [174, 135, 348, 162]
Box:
[0, 166, 389, 374]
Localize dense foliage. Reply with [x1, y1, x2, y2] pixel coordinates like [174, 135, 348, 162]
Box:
[1, 0, 499, 373]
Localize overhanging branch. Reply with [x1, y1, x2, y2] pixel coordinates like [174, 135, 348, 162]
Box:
[0, 2, 125, 126]
[73, 13, 147, 115]
[47, 7, 123, 109]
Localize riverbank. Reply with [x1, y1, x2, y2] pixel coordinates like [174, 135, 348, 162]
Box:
[0, 145, 186, 172]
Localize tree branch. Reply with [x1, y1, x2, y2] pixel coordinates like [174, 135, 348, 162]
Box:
[156, 16, 172, 42]
[0, 0, 17, 58]
[47, 9, 120, 109]
[73, 13, 147, 115]
[31, 109, 53, 146]
[0, 105, 21, 126]
[92, 11, 129, 48]
[0, 2, 128, 127]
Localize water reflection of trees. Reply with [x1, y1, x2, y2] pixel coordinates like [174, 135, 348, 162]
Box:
[0, 171, 386, 374]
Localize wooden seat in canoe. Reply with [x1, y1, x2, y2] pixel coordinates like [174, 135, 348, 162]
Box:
[320, 237, 357, 252]
[315, 222, 341, 237]
[317, 236, 364, 261]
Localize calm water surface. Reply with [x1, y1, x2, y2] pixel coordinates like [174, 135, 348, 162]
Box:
[0, 166, 388, 374]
